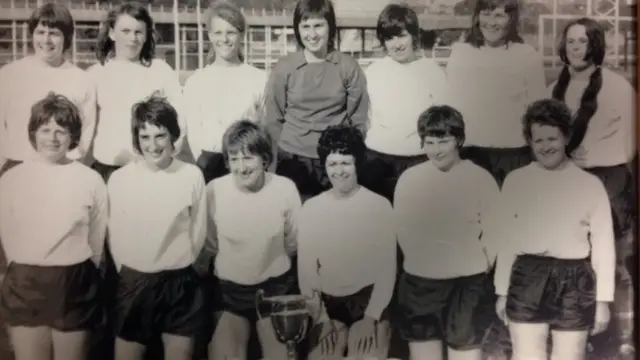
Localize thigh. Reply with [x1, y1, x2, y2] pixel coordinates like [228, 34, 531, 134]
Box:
[8, 325, 52, 360]
[208, 311, 251, 360]
[162, 333, 194, 360]
[508, 322, 549, 360]
[396, 272, 449, 343]
[52, 329, 90, 360]
[114, 336, 145, 360]
[445, 274, 493, 350]
[256, 317, 288, 360]
[550, 329, 589, 360]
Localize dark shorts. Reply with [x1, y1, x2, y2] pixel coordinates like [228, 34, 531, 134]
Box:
[114, 265, 207, 345]
[275, 148, 329, 199]
[196, 151, 229, 184]
[506, 254, 596, 331]
[215, 268, 298, 324]
[584, 162, 636, 239]
[91, 161, 122, 183]
[396, 271, 493, 349]
[321, 284, 389, 328]
[460, 146, 532, 188]
[360, 148, 429, 203]
[0, 259, 104, 331]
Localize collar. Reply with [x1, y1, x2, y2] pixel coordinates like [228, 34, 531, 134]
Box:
[291, 49, 341, 69]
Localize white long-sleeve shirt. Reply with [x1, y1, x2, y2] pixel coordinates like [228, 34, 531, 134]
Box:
[547, 67, 636, 168]
[364, 56, 448, 156]
[493, 162, 616, 302]
[0, 56, 97, 162]
[89, 59, 185, 166]
[107, 159, 207, 273]
[446, 42, 547, 148]
[394, 160, 501, 279]
[0, 160, 108, 267]
[209, 173, 301, 285]
[297, 187, 397, 321]
[183, 63, 267, 160]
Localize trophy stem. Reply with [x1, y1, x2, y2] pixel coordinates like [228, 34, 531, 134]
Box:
[285, 341, 297, 360]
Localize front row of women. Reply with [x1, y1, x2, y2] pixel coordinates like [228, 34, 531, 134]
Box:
[0, 92, 614, 360]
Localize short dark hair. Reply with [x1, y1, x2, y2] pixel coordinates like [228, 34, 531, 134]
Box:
[317, 124, 366, 170]
[28, 3, 75, 52]
[222, 120, 273, 169]
[376, 3, 420, 50]
[558, 17, 606, 66]
[131, 95, 181, 154]
[465, 0, 523, 48]
[96, 2, 156, 66]
[28, 92, 82, 151]
[522, 99, 572, 143]
[417, 105, 466, 148]
[293, 0, 337, 51]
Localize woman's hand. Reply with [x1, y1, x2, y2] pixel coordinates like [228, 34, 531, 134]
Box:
[496, 295, 509, 326]
[590, 301, 611, 335]
[350, 316, 378, 355]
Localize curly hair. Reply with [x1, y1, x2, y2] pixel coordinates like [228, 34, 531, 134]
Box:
[317, 124, 366, 169]
[28, 92, 83, 151]
[522, 99, 572, 143]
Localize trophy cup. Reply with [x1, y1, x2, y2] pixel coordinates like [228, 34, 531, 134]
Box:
[255, 290, 317, 360]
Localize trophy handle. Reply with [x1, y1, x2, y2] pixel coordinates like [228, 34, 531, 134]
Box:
[255, 289, 266, 322]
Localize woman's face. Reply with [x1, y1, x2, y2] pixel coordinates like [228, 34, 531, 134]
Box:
[384, 30, 416, 64]
[109, 14, 147, 61]
[565, 24, 591, 69]
[34, 118, 72, 164]
[32, 23, 65, 66]
[138, 122, 174, 170]
[325, 152, 358, 195]
[228, 150, 265, 190]
[298, 16, 330, 56]
[422, 135, 460, 171]
[530, 123, 568, 170]
[209, 16, 242, 62]
[478, 6, 510, 46]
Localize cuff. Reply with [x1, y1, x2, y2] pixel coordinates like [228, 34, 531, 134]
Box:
[364, 307, 382, 322]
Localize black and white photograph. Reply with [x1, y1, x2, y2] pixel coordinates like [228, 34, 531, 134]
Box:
[0, 0, 636, 359]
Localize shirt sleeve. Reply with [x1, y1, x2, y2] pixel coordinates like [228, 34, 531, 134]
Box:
[106, 173, 124, 272]
[190, 170, 208, 260]
[204, 182, 218, 256]
[297, 204, 321, 297]
[283, 181, 302, 256]
[478, 171, 502, 267]
[159, 62, 187, 155]
[68, 80, 98, 162]
[364, 201, 397, 321]
[493, 174, 521, 297]
[523, 48, 548, 104]
[0, 67, 10, 162]
[243, 72, 268, 125]
[589, 178, 616, 302]
[343, 58, 370, 135]
[613, 75, 637, 163]
[182, 74, 205, 160]
[263, 60, 288, 158]
[88, 176, 109, 267]
[428, 61, 449, 105]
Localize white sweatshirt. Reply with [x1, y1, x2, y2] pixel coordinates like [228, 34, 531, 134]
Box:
[297, 187, 397, 321]
[493, 162, 616, 302]
[183, 63, 267, 159]
[0, 56, 96, 162]
[89, 59, 185, 166]
[107, 159, 207, 273]
[0, 160, 108, 267]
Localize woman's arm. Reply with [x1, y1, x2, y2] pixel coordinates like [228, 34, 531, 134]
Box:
[88, 177, 109, 267]
[182, 74, 205, 161]
[263, 60, 289, 161]
[589, 178, 616, 303]
[283, 182, 302, 256]
[343, 58, 370, 135]
[69, 81, 98, 163]
[492, 175, 521, 297]
[523, 47, 548, 104]
[158, 61, 187, 154]
[190, 171, 208, 261]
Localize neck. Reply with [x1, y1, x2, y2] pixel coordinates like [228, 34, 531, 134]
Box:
[569, 63, 597, 80]
[540, 157, 570, 171]
[37, 155, 72, 166]
[237, 171, 267, 193]
[331, 183, 360, 200]
[212, 55, 242, 67]
[113, 54, 140, 63]
[37, 55, 65, 68]
[394, 52, 419, 64]
[304, 47, 328, 63]
[143, 157, 173, 172]
[484, 38, 507, 48]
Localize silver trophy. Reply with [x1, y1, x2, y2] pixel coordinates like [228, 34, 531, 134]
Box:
[255, 290, 323, 360]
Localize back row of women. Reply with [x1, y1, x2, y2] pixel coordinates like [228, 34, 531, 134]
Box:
[0, 0, 635, 360]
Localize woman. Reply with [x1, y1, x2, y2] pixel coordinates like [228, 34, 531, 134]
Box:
[297, 125, 396, 360]
[264, 0, 369, 202]
[90, 2, 185, 183]
[184, 0, 267, 184]
[494, 99, 614, 360]
[0, 3, 96, 175]
[0, 93, 108, 360]
[549, 18, 637, 356]
[445, 0, 547, 187]
[206, 120, 302, 360]
[362, 2, 447, 202]
[107, 96, 207, 360]
[393, 106, 500, 360]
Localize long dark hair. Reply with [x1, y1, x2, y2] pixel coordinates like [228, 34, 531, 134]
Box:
[551, 18, 605, 154]
[95, 2, 156, 66]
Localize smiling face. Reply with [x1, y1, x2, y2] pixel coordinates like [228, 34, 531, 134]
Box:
[32, 23, 65, 66]
[422, 135, 460, 171]
[325, 152, 359, 195]
[109, 14, 147, 62]
[208, 16, 242, 63]
[138, 123, 174, 170]
[530, 123, 568, 170]
[384, 30, 416, 63]
[565, 24, 591, 70]
[298, 16, 330, 57]
[34, 118, 72, 164]
[478, 6, 510, 47]
[228, 150, 266, 191]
